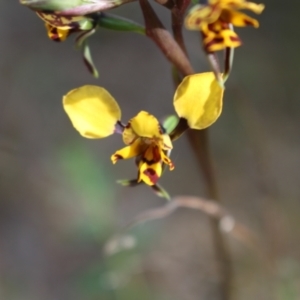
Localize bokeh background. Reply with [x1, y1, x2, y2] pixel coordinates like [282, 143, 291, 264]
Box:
[0, 1, 299, 299]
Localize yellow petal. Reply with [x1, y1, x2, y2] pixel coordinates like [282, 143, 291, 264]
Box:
[138, 161, 162, 186]
[137, 144, 173, 185]
[203, 28, 242, 52]
[111, 139, 145, 164]
[122, 126, 138, 145]
[185, 4, 222, 30]
[221, 9, 260, 27]
[161, 134, 173, 150]
[45, 23, 70, 42]
[63, 85, 121, 139]
[219, 0, 265, 14]
[143, 144, 161, 163]
[138, 145, 162, 186]
[128, 111, 162, 139]
[122, 111, 162, 145]
[160, 149, 174, 170]
[173, 73, 223, 129]
[241, 2, 265, 14]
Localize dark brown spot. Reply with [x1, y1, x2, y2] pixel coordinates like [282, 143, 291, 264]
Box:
[195, 18, 201, 25]
[158, 124, 163, 134]
[141, 146, 161, 165]
[143, 168, 159, 184]
[205, 37, 224, 50]
[229, 36, 241, 42]
[114, 154, 123, 160]
[244, 19, 255, 26]
[49, 28, 61, 42]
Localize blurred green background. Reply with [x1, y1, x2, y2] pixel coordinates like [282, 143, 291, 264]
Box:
[0, 1, 299, 299]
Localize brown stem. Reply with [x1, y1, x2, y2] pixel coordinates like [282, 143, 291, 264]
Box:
[171, 12, 187, 55]
[223, 47, 234, 83]
[169, 118, 189, 141]
[171, 6, 233, 300]
[187, 130, 218, 199]
[154, 0, 174, 9]
[187, 130, 232, 300]
[171, 0, 190, 56]
[139, 0, 232, 298]
[139, 0, 194, 76]
[105, 196, 264, 258]
[207, 52, 224, 88]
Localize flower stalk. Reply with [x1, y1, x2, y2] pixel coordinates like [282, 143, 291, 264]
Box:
[139, 0, 194, 77]
[171, 4, 233, 299]
[223, 47, 234, 83]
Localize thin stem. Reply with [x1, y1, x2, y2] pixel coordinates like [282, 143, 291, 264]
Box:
[139, 0, 194, 76]
[105, 195, 264, 257]
[223, 47, 234, 83]
[171, 8, 232, 300]
[207, 52, 224, 88]
[186, 130, 218, 198]
[154, 0, 174, 9]
[171, 13, 187, 55]
[139, 1, 233, 297]
[169, 118, 189, 141]
[114, 121, 125, 134]
[223, 24, 235, 83]
[187, 130, 232, 300]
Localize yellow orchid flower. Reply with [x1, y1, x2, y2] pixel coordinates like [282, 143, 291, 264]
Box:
[37, 12, 99, 77]
[63, 73, 223, 196]
[185, 0, 265, 52]
[111, 111, 174, 186]
[37, 12, 97, 41]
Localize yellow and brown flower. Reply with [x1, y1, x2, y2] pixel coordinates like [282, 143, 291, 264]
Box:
[62, 72, 223, 196]
[185, 0, 265, 52]
[111, 111, 174, 186]
[37, 12, 99, 76]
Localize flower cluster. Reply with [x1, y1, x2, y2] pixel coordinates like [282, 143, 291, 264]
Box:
[20, 0, 264, 198]
[22, 0, 264, 80]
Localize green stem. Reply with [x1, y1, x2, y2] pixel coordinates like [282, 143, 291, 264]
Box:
[223, 47, 234, 83]
[223, 24, 235, 83]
